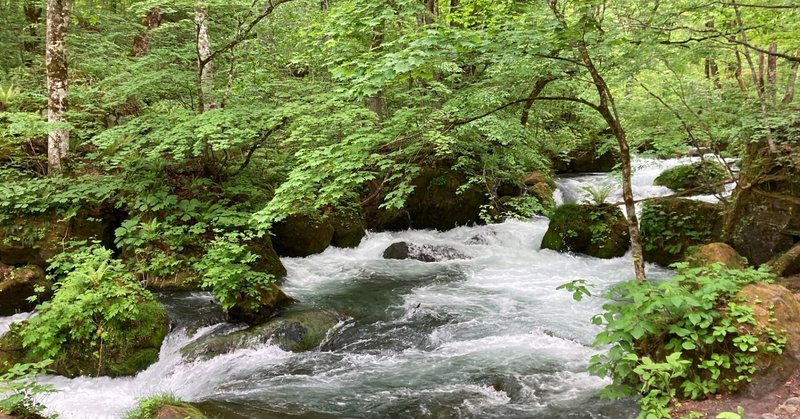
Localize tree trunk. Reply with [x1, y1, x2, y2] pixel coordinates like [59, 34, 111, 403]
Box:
[23, 0, 43, 65]
[548, 0, 646, 282]
[520, 77, 555, 126]
[132, 7, 162, 57]
[195, 5, 216, 112]
[733, 47, 749, 96]
[767, 42, 778, 104]
[46, 0, 70, 174]
[783, 49, 800, 104]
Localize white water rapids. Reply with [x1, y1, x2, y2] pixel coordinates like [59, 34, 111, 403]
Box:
[0, 157, 727, 418]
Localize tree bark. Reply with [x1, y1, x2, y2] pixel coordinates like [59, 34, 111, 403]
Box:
[46, 0, 70, 174]
[132, 7, 162, 57]
[520, 77, 556, 126]
[23, 0, 43, 64]
[767, 42, 777, 104]
[548, 0, 646, 282]
[783, 49, 800, 104]
[195, 5, 216, 112]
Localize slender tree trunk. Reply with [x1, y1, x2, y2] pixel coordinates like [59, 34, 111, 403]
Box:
[195, 5, 216, 112]
[520, 77, 555, 126]
[767, 42, 778, 104]
[784, 49, 800, 104]
[733, 47, 749, 96]
[368, 29, 385, 118]
[132, 7, 161, 57]
[46, 0, 70, 174]
[757, 50, 765, 93]
[549, 0, 646, 282]
[704, 22, 722, 90]
[23, 0, 43, 65]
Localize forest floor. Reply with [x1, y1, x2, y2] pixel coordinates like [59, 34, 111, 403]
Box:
[670, 369, 800, 418]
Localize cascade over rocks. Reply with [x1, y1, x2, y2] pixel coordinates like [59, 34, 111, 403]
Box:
[640, 198, 723, 267]
[364, 166, 489, 232]
[272, 214, 334, 257]
[181, 308, 341, 360]
[0, 265, 50, 316]
[0, 300, 169, 378]
[686, 243, 747, 270]
[653, 160, 729, 194]
[382, 241, 470, 262]
[540, 203, 630, 259]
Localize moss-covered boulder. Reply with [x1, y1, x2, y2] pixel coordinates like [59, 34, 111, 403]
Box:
[364, 166, 489, 232]
[247, 235, 287, 279]
[0, 300, 169, 378]
[653, 160, 729, 194]
[271, 214, 334, 257]
[0, 265, 50, 316]
[0, 206, 124, 268]
[640, 198, 723, 267]
[540, 203, 630, 258]
[686, 243, 747, 270]
[152, 405, 207, 419]
[329, 208, 366, 248]
[737, 283, 800, 397]
[552, 147, 618, 173]
[181, 309, 340, 360]
[124, 395, 208, 419]
[226, 283, 294, 325]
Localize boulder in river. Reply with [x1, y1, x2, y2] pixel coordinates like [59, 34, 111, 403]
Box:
[640, 198, 723, 267]
[552, 147, 618, 173]
[653, 160, 729, 194]
[382, 241, 470, 262]
[226, 282, 294, 325]
[0, 299, 169, 378]
[181, 309, 341, 360]
[364, 166, 489, 232]
[0, 265, 50, 316]
[272, 214, 335, 257]
[540, 203, 630, 259]
[329, 208, 367, 248]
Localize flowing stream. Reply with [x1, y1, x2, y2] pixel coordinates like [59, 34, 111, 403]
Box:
[1, 157, 723, 418]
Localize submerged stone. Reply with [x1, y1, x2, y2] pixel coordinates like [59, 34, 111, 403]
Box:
[382, 241, 470, 262]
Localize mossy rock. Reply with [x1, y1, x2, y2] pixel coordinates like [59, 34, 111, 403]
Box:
[736, 283, 800, 397]
[552, 147, 618, 173]
[247, 235, 287, 280]
[272, 214, 334, 257]
[0, 300, 169, 378]
[640, 198, 723, 267]
[152, 404, 208, 419]
[329, 208, 366, 248]
[540, 203, 630, 258]
[653, 160, 729, 194]
[686, 243, 747, 270]
[226, 283, 294, 325]
[364, 166, 489, 232]
[181, 309, 340, 360]
[0, 265, 50, 316]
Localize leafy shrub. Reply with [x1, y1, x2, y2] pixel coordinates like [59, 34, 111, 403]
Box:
[194, 232, 275, 312]
[20, 244, 159, 372]
[0, 360, 56, 418]
[588, 264, 784, 418]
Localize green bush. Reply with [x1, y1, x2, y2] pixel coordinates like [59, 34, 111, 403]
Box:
[588, 264, 785, 418]
[0, 360, 56, 418]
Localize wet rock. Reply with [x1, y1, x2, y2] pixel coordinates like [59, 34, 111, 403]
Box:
[272, 214, 335, 257]
[686, 243, 747, 270]
[153, 404, 208, 419]
[0, 265, 49, 316]
[329, 208, 366, 248]
[737, 283, 800, 397]
[768, 244, 800, 278]
[640, 198, 723, 267]
[226, 283, 294, 325]
[382, 242, 470, 262]
[181, 309, 341, 360]
[653, 160, 729, 194]
[523, 172, 549, 187]
[552, 148, 618, 173]
[540, 203, 630, 259]
[0, 300, 169, 378]
[465, 231, 497, 245]
[527, 182, 555, 210]
[247, 235, 287, 280]
[364, 166, 489, 232]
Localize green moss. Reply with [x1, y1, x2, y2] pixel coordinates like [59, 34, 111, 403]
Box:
[124, 393, 208, 419]
[653, 161, 728, 194]
[541, 203, 630, 259]
[640, 198, 723, 266]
